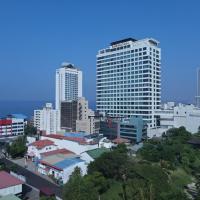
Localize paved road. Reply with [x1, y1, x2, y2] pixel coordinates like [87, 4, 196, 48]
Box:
[0, 158, 63, 198]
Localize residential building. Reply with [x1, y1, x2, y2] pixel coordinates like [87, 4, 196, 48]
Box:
[38, 149, 87, 184]
[34, 103, 60, 134]
[96, 38, 161, 128]
[41, 134, 100, 154]
[55, 62, 82, 110]
[0, 171, 23, 197]
[60, 97, 100, 134]
[0, 114, 27, 137]
[27, 139, 58, 159]
[148, 103, 200, 138]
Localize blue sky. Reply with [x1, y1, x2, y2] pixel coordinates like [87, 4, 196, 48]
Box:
[0, 0, 199, 105]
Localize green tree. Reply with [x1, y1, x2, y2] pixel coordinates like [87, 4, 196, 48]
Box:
[63, 167, 98, 200]
[24, 123, 37, 136]
[7, 136, 27, 158]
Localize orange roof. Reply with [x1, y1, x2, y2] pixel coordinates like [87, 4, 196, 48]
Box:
[112, 137, 130, 144]
[44, 134, 88, 144]
[41, 148, 75, 157]
[30, 139, 55, 149]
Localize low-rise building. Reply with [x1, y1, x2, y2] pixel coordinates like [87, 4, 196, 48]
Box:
[99, 116, 146, 143]
[34, 103, 60, 135]
[0, 171, 23, 197]
[41, 134, 99, 155]
[27, 139, 58, 159]
[38, 148, 87, 184]
[0, 114, 27, 138]
[148, 103, 200, 138]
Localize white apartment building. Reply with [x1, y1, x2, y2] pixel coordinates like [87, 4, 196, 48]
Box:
[56, 62, 82, 110]
[96, 38, 161, 128]
[0, 114, 27, 137]
[34, 103, 60, 134]
[148, 103, 200, 138]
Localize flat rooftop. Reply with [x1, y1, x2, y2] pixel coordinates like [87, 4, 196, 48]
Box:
[110, 38, 137, 46]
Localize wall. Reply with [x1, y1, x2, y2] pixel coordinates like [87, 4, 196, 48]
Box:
[0, 185, 22, 196]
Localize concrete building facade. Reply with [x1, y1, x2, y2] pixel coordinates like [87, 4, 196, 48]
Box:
[148, 103, 200, 138]
[56, 62, 82, 110]
[60, 97, 99, 134]
[34, 103, 60, 134]
[96, 38, 161, 128]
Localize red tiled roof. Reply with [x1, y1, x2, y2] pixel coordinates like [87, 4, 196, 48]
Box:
[112, 137, 130, 144]
[30, 139, 55, 149]
[0, 171, 23, 189]
[41, 148, 75, 157]
[44, 134, 88, 144]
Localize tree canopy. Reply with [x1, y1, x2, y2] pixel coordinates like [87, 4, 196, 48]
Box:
[63, 127, 200, 200]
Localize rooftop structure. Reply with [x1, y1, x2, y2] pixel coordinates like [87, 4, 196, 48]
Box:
[0, 171, 23, 189]
[0, 171, 23, 197]
[85, 148, 110, 159]
[30, 139, 55, 149]
[41, 148, 74, 157]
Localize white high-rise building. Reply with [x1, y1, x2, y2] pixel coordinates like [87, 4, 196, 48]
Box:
[34, 103, 60, 134]
[96, 38, 161, 127]
[56, 62, 82, 110]
[196, 68, 200, 108]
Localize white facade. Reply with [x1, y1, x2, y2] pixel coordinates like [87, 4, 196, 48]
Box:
[0, 185, 22, 197]
[56, 62, 82, 110]
[41, 135, 99, 155]
[148, 103, 200, 137]
[38, 161, 87, 184]
[34, 103, 60, 134]
[0, 116, 26, 137]
[27, 141, 58, 159]
[96, 38, 161, 128]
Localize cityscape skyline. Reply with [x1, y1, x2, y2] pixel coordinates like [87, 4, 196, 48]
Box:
[0, 0, 199, 105]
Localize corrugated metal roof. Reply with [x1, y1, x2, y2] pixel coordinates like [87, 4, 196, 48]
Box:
[54, 158, 84, 169]
[86, 148, 110, 159]
[0, 171, 23, 189]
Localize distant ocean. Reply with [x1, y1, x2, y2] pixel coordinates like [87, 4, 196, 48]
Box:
[0, 100, 96, 119]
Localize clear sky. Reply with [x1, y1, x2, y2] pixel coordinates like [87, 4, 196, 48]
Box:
[0, 0, 199, 105]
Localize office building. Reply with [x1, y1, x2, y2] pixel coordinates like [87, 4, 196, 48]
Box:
[34, 103, 60, 134]
[60, 97, 99, 134]
[96, 38, 161, 127]
[56, 62, 82, 110]
[99, 116, 146, 142]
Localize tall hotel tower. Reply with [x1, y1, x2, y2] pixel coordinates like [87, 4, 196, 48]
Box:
[196, 68, 200, 108]
[56, 62, 82, 110]
[96, 38, 161, 127]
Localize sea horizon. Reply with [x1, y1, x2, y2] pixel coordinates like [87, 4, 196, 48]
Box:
[0, 100, 96, 119]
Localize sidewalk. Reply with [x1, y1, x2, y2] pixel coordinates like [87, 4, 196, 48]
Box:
[10, 157, 57, 184]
